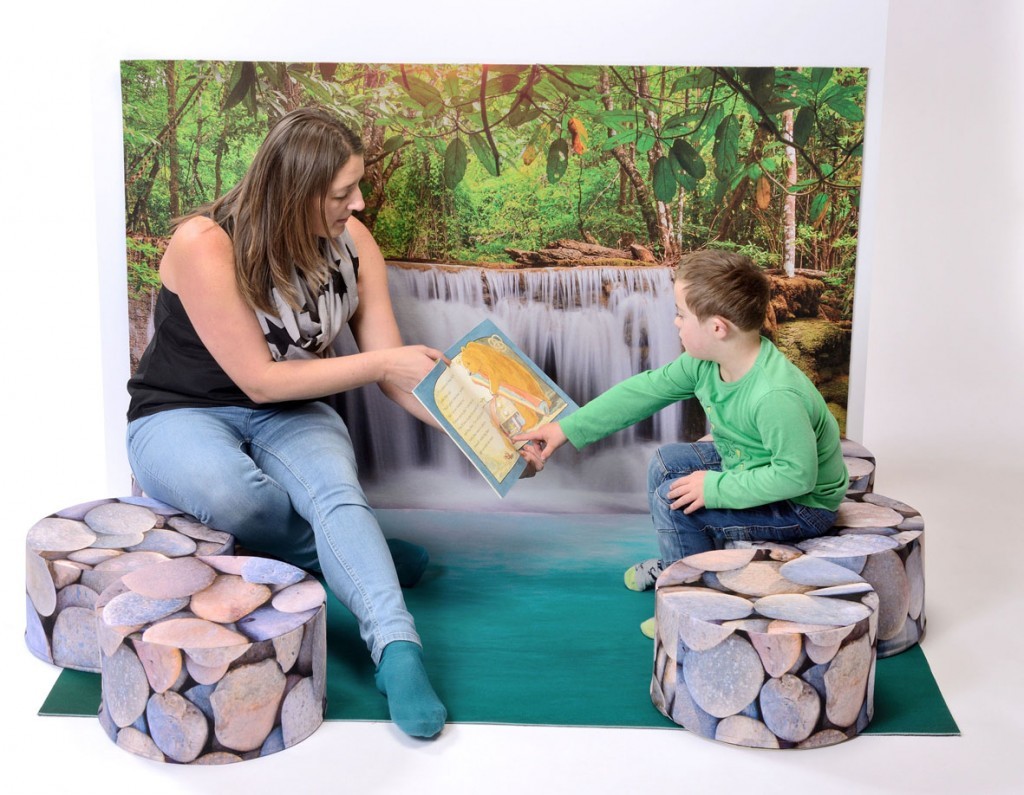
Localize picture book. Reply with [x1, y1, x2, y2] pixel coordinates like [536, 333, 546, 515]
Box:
[413, 319, 578, 497]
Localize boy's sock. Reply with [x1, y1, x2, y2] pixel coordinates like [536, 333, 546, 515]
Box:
[640, 617, 657, 639]
[374, 641, 447, 738]
[386, 538, 429, 588]
[624, 558, 665, 591]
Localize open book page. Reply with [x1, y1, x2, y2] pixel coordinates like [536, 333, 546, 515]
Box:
[413, 319, 578, 497]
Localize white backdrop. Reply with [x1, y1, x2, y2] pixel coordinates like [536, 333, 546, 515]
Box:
[4, 2, 1023, 793]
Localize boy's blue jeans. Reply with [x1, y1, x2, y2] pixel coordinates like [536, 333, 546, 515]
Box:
[127, 402, 420, 664]
[648, 442, 837, 563]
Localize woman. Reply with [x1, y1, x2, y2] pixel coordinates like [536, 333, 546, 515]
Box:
[127, 107, 513, 738]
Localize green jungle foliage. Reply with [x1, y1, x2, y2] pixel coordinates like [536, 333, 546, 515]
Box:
[122, 61, 866, 320]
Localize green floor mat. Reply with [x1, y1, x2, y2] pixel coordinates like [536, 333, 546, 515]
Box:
[38, 510, 959, 735]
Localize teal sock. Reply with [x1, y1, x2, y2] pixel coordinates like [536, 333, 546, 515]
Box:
[374, 641, 447, 738]
[386, 538, 429, 588]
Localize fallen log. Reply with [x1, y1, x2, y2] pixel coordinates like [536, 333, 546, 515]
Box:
[506, 239, 659, 267]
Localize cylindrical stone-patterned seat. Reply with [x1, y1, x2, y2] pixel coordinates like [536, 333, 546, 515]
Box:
[725, 492, 925, 658]
[841, 438, 876, 496]
[96, 555, 327, 764]
[651, 548, 878, 749]
[794, 492, 925, 657]
[26, 497, 234, 672]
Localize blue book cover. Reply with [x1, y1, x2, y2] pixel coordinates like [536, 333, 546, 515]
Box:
[413, 319, 578, 497]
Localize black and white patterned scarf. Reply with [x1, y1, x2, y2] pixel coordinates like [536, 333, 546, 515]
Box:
[255, 230, 360, 361]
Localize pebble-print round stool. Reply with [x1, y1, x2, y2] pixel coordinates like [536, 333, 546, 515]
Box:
[25, 497, 234, 672]
[793, 492, 925, 657]
[96, 555, 327, 764]
[726, 491, 925, 658]
[651, 548, 878, 749]
[841, 439, 876, 496]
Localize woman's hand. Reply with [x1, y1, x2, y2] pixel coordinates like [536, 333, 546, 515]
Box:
[378, 345, 446, 393]
[517, 441, 545, 477]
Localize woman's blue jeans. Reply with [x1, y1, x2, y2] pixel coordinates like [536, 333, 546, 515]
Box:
[648, 442, 837, 563]
[127, 402, 418, 664]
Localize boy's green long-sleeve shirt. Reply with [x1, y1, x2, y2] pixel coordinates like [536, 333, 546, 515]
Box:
[559, 337, 847, 511]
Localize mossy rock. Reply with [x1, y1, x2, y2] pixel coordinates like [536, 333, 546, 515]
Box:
[817, 374, 850, 405]
[774, 319, 850, 435]
[768, 275, 825, 321]
[827, 401, 847, 437]
[774, 319, 851, 383]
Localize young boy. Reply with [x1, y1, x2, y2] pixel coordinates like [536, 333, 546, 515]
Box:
[515, 250, 848, 635]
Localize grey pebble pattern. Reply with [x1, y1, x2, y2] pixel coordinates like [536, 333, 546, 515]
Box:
[796, 491, 924, 657]
[97, 555, 327, 765]
[724, 442, 926, 659]
[652, 546, 877, 749]
[25, 498, 234, 672]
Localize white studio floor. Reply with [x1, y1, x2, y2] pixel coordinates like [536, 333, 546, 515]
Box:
[8, 457, 1024, 795]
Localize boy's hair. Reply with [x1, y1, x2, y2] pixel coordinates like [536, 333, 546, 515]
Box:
[675, 250, 770, 332]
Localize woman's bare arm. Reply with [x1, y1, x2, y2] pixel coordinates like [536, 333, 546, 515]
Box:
[161, 216, 442, 405]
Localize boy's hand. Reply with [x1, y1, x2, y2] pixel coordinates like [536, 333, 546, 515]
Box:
[668, 471, 707, 514]
[513, 422, 567, 462]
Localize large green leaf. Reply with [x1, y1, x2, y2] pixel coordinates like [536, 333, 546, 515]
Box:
[546, 139, 569, 184]
[222, 61, 256, 111]
[382, 135, 405, 154]
[288, 70, 335, 105]
[809, 192, 830, 224]
[635, 130, 658, 155]
[484, 73, 512, 98]
[788, 177, 821, 193]
[793, 106, 815, 147]
[745, 67, 776, 106]
[825, 95, 864, 122]
[661, 113, 694, 138]
[544, 70, 582, 100]
[653, 156, 677, 203]
[443, 138, 468, 188]
[507, 101, 543, 128]
[469, 133, 499, 177]
[422, 99, 445, 118]
[393, 74, 444, 108]
[671, 68, 717, 92]
[762, 98, 801, 115]
[713, 115, 740, 180]
[670, 137, 707, 179]
[776, 70, 815, 100]
[713, 178, 729, 206]
[598, 110, 642, 130]
[677, 171, 698, 192]
[811, 68, 834, 95]
[699, 105, 725, 145]
[601, 128, 639, 152]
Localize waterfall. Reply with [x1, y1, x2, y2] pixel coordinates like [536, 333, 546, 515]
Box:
[334, 263, 701, 513]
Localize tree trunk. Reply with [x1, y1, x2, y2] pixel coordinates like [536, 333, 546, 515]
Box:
[128, 156, 162, 235]
[716, 124, 770, 241]
[214, 125, 229, 198]
[165, 61, 180, 220]
[783, 110, 798, 276]
[598, 69, 662, 250]
[634, 66, 678, 259]
[358, 65, 389, 233]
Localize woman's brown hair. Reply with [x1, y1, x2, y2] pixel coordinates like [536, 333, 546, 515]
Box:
[186, 107, 364, 313]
